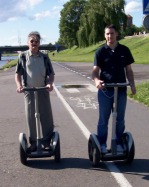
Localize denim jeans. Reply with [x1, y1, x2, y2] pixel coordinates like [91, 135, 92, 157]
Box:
[97, 88, 127, 146]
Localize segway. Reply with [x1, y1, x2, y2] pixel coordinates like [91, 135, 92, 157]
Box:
[88, 83, 135, 166]
[19, 87, 61, 165]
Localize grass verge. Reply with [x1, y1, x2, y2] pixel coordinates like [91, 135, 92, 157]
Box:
[128, 81, 149, 107]
[49, 35, 149, 64]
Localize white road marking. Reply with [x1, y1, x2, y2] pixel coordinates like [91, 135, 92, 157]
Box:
[66, 88, 80, 93]
[53, 84, 132, 187]
[87, 77, 91, 79]
[70, 96, 98, 109]
[54, 84, 90, 140]
[106, 162, 132, 187]
[87, 84, 97, 92]
[64, 83, 97, 93]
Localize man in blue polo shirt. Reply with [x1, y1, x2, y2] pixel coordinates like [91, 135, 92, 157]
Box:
[92, 24, 136, 154]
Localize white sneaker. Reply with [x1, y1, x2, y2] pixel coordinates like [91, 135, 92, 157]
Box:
[101, 145, 108, 154]
[117, 144, 123, 153]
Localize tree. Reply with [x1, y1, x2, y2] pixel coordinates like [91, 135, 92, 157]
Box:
[59, 0, 128, 48]
[125, 25, 145, 36]
[59, 0, 87, 48]
[77, 0, 127, 47]
[77, 1, 105, 47]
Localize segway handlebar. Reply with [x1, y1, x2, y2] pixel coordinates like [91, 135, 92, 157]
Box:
[102, 82, 130, 88]
[23, 87, 48, 92]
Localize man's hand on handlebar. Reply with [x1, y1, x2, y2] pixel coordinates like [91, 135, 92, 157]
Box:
[16, 86, 23, 93]
[46, 84, 53, 92]
[130, 84, 136, 95]
[94, 79, 104, 89]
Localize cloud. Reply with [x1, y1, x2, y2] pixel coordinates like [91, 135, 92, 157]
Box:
[0, 0, 65, 23]
[58, 0, 69, 3]
[29, 10, 51, 20]
[0, 0, 43, 22]
[0, 35, 19, 45]
[27, 0, 43, 6]
[29, 6, 62, 20]
[125, 0, 142, 14]
[0, 0, 25, 22]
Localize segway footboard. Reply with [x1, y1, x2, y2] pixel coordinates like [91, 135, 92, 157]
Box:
[26, 131, 61, 160]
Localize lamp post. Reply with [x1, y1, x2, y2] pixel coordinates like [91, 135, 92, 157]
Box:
[119, 21, 124, 38]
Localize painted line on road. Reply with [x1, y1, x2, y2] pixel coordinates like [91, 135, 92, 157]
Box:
[54, 62, 92, 80]
[87, 84, 98, 92]
[53, 84, 132, 187]
[54, 84, 90, 140]
[66, 88, 80, 93]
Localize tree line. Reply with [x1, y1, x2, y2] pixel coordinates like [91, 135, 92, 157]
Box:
[58, 0, 127, 48]
[57, 0, 147, 49]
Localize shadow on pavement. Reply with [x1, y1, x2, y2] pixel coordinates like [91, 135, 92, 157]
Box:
[115, 158, 149, 181]
[20, 156, 149, 183]
[26, 157, 106, 171]
[24, 157, 149, 181]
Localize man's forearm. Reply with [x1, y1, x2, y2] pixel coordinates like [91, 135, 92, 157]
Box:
[126, 69, 135, 86]
[15, 73, 22, 88]
[47, 74, 54, 85]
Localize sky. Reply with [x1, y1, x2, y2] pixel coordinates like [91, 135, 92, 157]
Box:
[0, 0, 146, 46]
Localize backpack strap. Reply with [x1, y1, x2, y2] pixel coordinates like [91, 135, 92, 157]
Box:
[21, 52, 49, 86]
[43, 55, 49, 85]
[20, 53, 27, 86]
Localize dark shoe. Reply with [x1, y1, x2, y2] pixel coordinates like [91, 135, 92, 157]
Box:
[43, 146, 52, 151]
[42, 140, 53, 151]
[27, 143, 37, 153]
[101, 145, 108, 154]
[117, 144, 124, 153]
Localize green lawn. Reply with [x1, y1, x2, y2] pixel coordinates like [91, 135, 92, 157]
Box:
[49, 35, 149, 64]
[120, 36, 149, 64]
[128, 81, 149, 107]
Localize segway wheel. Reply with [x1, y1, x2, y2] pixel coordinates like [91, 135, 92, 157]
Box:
[92, 147, 100, 167]
[20, 144, 27, 165]
[125, 141, 135, 164]
[88, 136, 100, 167]
[88, 138, 93, 161]
[123, 132, 135, 164]
[54, 134, 61, 163]
[19, 133, 27, 165]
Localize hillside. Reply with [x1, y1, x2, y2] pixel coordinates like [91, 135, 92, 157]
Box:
[49, 34, 149, 64]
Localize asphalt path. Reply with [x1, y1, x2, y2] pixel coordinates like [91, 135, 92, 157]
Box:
[0, 62, 149, 187]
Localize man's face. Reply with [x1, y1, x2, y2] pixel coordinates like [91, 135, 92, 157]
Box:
[28, 36, 40, 52]
[104, 28, 118, 45]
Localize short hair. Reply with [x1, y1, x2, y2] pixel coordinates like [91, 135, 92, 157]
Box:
[105, 24, 118, 32]
[28, 31, 41, 40]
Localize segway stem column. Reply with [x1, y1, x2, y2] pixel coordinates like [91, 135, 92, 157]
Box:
[111, 87, 118, 155]
[34, 91, 43, 152]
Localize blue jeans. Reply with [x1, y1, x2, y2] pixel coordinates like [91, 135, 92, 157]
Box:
[97, 88, 127, 146]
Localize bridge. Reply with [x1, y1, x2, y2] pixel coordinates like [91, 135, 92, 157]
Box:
[0, 44, 63, 53]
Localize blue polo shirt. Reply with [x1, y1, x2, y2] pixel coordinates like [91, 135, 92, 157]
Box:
[94, 43, 134, 83]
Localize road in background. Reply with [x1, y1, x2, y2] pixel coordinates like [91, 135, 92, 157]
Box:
[0, 62, 149, 187]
